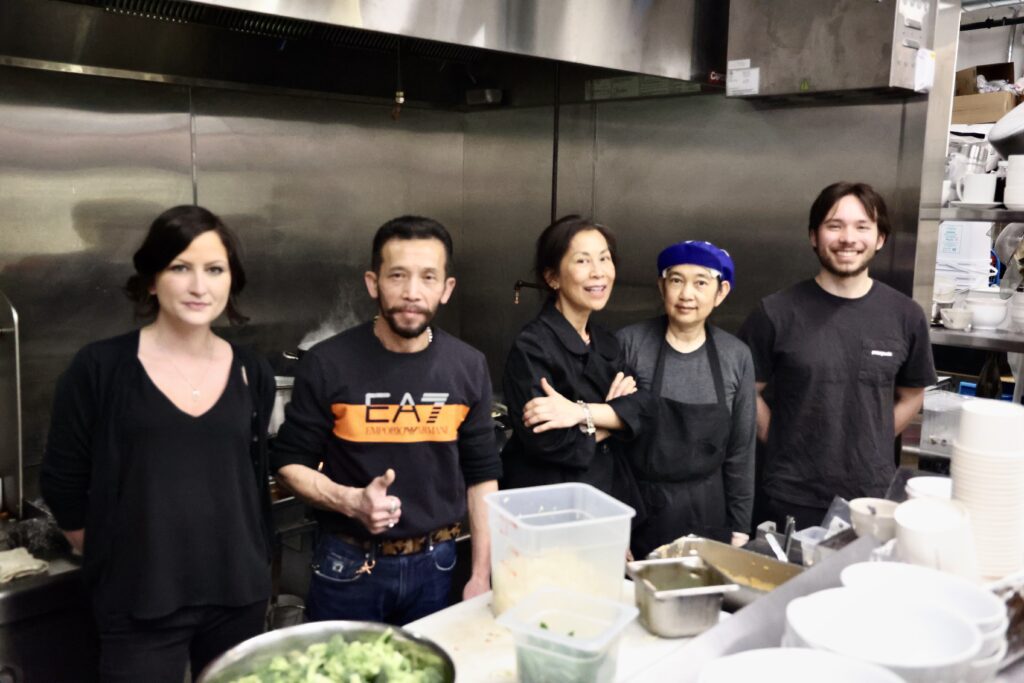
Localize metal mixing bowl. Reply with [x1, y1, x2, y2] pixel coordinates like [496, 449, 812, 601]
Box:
[196, 620, 456, 682]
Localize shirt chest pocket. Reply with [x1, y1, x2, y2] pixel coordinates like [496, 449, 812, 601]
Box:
[857, 337, 905, 386]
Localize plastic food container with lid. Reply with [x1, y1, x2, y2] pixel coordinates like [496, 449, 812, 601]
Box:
[485, 483, 634, 616]
[496, 587, 638, 683]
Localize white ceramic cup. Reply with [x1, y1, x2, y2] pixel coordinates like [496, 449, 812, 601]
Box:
[957, 173, 997, 203]
[895, 498, 978, 580]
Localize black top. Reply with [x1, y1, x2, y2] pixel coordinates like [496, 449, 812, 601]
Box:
[738, 279, 936, 507]
[500, 300, 647, 497]
[40, 331, 276, 617]
[617, 319, 756, 534]
[270, 323, 500, 539]
[98, 355, 270, 618]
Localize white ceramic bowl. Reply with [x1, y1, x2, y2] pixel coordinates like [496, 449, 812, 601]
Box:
[957, 401, 1024, 454]
[969, 637, 1008, 683]
[849, 498, 898, 542]
[786, 587, 983, 683]
[941, 307, 972, 330]
[965, 300, 1008, 329]
[906, 476, 952, 500]
[840, 562, 1007, 632]
[894, 498, 979, 579]
[698, 648, 905, 683]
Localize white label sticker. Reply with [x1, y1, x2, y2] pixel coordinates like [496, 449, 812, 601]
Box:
[727, 67, 760, 96]
[727, 58, 751, 70]
[915, 48, 935, 93]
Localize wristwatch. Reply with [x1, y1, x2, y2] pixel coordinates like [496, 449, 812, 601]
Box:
[576, 400, 596, 435]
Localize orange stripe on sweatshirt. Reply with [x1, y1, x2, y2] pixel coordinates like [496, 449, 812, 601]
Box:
[331, 403, 471, 443]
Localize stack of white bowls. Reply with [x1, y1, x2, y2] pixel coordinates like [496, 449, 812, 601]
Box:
[783, 587, 984, 683]
[841, 563, 1008, 682]
[964, 287, 1008, 330]
[951, 399, 1024, 579]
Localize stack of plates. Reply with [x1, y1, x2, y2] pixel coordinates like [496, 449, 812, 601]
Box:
[841, 563, 1008, 681]
[784, 587, 984, 683]
[950, 400, 1024, 579]
[698, 648, 904, 683]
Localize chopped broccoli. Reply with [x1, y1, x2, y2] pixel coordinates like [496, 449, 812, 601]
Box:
[215, 629, 446, 683]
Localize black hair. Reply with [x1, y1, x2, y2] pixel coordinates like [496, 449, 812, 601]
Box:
[534, 215, 617, 296]
[808, 182, 892, 240]
[370, 215, 454, 275]
[124, 205, 248, 324]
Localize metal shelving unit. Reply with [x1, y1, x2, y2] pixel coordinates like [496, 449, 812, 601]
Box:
[920, 206, 1024, 222]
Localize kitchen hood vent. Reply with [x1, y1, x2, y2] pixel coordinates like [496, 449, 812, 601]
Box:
[726, 0, 936, 98]
[71, 0, 485, 63]
[65, 0, 727, 83]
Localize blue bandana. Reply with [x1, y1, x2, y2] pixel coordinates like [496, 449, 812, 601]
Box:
[656, 241, 735, 286]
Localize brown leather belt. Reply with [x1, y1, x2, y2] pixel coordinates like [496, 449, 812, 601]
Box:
[332, 522, 462, 557]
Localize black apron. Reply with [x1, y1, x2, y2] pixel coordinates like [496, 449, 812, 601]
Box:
[630, 322, 733, 558]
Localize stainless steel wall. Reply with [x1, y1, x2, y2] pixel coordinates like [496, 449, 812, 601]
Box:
[190, 88, 464, 354]
[0, 66, 464, 500]
[0, 61, 926, 500]
[461, 95, 927, 381]
[0, 65, 193, 501]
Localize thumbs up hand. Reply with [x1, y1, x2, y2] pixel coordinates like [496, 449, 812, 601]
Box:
[352, 468, 402, 535]
[522, 377, 585, 433]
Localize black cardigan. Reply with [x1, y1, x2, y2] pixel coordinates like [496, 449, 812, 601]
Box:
[500, 300, 648, 504]
[39, 331, 276, 591]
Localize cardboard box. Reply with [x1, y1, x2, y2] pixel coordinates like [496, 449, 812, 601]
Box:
[955, 63, 1015, 96]
[952, 92, 1019, 124]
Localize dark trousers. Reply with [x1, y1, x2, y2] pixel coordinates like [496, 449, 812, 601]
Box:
[760, 494, 829, 532]
[96, 600, 267, 683]
[307, 534, 456, 626]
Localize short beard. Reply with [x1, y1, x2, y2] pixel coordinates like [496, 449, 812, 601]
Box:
[819, 260, 870, 279]
[380, 304, 433, 339]
[816, 246, 875, 279]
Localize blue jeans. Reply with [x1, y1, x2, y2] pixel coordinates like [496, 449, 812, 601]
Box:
[306, 534, 457, 625]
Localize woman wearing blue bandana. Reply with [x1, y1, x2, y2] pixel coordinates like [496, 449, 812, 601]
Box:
[617, 241, 756, 558]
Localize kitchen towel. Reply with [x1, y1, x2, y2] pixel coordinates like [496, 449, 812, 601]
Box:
[0, 547, 48, 583]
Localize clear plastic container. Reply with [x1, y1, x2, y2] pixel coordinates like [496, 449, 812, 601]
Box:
[496, 588, 638, 683]
[485, 483, 635, 615]
[921, 391, 972, 456]
[791, 526, 833, 567]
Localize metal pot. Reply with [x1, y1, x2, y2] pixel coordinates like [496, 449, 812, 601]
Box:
[196, 620, 456, 682]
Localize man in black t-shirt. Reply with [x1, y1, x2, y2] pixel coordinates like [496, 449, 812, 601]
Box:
[272, 216, 501, 625]
[738, 182, 936, 530]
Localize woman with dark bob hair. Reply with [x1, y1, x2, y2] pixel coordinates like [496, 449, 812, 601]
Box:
[500, 215, 646, 506]
[40, 205, 274, 682]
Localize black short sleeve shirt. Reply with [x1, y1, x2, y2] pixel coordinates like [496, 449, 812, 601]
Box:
[738, 279, 936, 507]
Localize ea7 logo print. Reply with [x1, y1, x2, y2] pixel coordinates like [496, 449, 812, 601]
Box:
[363, 392, 449, 423]
[870, 350, 894, 357]
[331, 392, 469, 443]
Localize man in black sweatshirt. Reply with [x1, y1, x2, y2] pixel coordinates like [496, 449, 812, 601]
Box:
[272, 215, 501, 625]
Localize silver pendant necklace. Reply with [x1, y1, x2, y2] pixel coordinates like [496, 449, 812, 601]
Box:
[155, 335, 214, 400]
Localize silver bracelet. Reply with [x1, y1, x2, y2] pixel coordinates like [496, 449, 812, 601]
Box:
[576, 400, 596, 435]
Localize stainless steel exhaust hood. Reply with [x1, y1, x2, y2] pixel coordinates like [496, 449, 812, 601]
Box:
[173, 0, 725, 83]
[1, 0, 726, 106]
